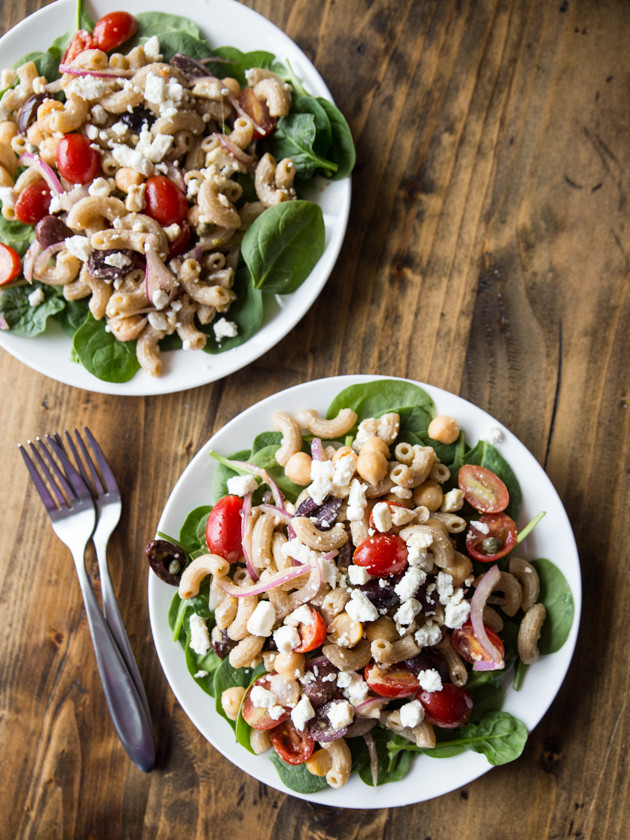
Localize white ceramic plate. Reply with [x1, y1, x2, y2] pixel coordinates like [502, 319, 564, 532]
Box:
[0, 0, 351, 395]
[149, 375, 582, 807]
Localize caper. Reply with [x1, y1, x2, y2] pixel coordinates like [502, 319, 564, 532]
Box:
[481, 536, 503, 555]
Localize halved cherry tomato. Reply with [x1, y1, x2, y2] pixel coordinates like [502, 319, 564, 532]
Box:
[238, 88, 276, 138]
[458, 464, 509, 514]
[167, 220, 191, 259]
[451, 621, 505, 666]
[93, 12, 138, 53]
[364, 662, 418, 698]
[269, 719, 315, 765]
[205, 495, 243, 563]
[241, 675, 290, 730]
[61, 30, 96, 65]
[56, 133, 101, 184]
[14, 180, 51, 225]
[293, 607, 327, 653]
[466, 512, 517, 562]
[419, 683, 474, 729]
[353, 533, 408, 577]
[0, 243, 22, 285]
[144, 175, 189, 227]
[368, 500, 408, 532]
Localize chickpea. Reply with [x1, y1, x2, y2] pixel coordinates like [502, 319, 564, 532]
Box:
[284, 451, 312, 485]
[220, 685, 246, 721]
[357, 448, 388, 485]
[274, 651, 306, 678]
[412, 479, 443, 511]
[427, 415, 460, 444]
[306, 749, 333, 777]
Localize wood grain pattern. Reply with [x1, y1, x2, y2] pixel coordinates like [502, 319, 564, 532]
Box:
[0, 0, 628, 838]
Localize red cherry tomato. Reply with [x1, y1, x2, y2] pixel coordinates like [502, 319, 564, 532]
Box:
[353, 533, 408, 577]
[458, 464, 509, 514]
[144, 175, 189, 227]
[269, 719, 315, 765]
[241, 675, 290, 730]
[205, 495, 243, 563]
[364, 662, 419, 698]
[451, 621, 505, 666]
[61, 30, 96, 65]
[419, 683, 474, 729]
[466, 512, 518, 562]
[93, 12, 138, 53]
[238, 88, 276, 138]
[14, 180, 51, 225]
[0, 243, 22, 285]
[293, 607, 327, 653]
[368, 500, 409, 532]
[168, 220, 191, 259]
[56, 133, 101, 184]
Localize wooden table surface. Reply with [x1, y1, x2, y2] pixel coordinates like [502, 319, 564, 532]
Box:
[1, 0, 628, 838]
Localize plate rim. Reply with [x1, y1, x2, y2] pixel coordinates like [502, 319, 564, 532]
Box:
[148, 374, 582, 808]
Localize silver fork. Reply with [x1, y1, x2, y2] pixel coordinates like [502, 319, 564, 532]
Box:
[19, 437, 155, 773]
[55, 427, 152, 726]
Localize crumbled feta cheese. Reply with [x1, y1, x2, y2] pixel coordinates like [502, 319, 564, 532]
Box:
[444, 599, 471, 629]
[64, 235, 92, 261]
[213, 317, 238, 342]
[406, 544, 434, 571]
[391, 506, 416, 526]
[250, 685, 277, 708]
[404, 529, 434, 551]
[394, 567, 426, 601]
[320, 556, 340, 589]
[148, 311, 169, 331]
[346, 478, 368, 521]
[389, 485, 413, 499]
[111, 143, 152, 175]
[28, 287, 45, 307]
[0, 186, 15, 209]
[0, 68, 17, 88]
[414, 620, 442, 647]
[436, 571, 454, 604]
[336, 670, 369, 705]
[291, 694, 315, 730]
[347, 564, 372, 586]
[194, 670, 209, 679]
[103, 252, 132, 269]
[393, 598, 421, 626]
[417, 668, 443, 692]
[482, 426, 505, 445]
[246, 600, 276, 637]
[269, 705, 286, 720]
[399, 699, 424, 729]
[345, 589, 379, 623]
[67, 76, 110, 101]
[163, 223, 181, 242]
[85, 124, 99, 140]
[151, 289, 169, 310]
[143, 35, 162, 60]
[371, 501, 392, 532]
[470, 519, 490, 535]
[144, 72, 165, 104]
[48, 194, 63, 214]
[88, 177, 112, 197]
[284, 605, 313, 627]
[281, 538, 314, 566]
[327, 699, 354, 730]
[440, 488, 464, 512]
[332, 452, 355, 487]
[188, 613, 211, 656]
[308, 458, 335, 505]
[226, 473, 259, 496]
[273, 625, 301, 653]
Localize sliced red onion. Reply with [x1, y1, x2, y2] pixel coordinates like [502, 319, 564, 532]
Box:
[241, 492, 259, 582]
[258, 503, 293, 524]
[0, 314, 9, 330]
[364, 732, 379, 786]
[285, 556, 322, 612]
[18, 152, 63, 196]
[311, 437, 325, 461]
[470, 564, 504, 669]
[216, 563, 311, 598]
[58, 64, 134, 79]
[145, 250, 176, 307]
[33, 241, 66, 279]
[222, 456, 288, 512]
[22, 240, 42, 283]
[355, 697, 387, 719]
[217, 133, 254, 166]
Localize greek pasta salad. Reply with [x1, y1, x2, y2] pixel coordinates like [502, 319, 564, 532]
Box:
[0, 2, 355, 382]
[147, 379, 575, 794]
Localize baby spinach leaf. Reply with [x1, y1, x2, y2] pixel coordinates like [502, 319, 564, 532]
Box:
[202, 265, 263, 354]
[135, 11, 203, 40]
[147, 31, 213, 62]
[208, 46, 276, 87]
[214, 658, 257, 732]
[234, 663, 266, 753]
[326, 379, 436, 425]
[72, 314, 141, 382]
[289, 94, 333, 159]
[359, 729, 412, 785]
[76, 0, 96, 32]
[269, 754, 329, 793]
[315, 97, 356, 181]
[0, 215, 36, 256]
[251, 431, 282, 454]
[179, 505, 212, 553]
[0, 283, 65, 336]
[53, 296, 89, 336]
[530, 558, 575, 654]
[270, 113, 337, 178]
[211, 448, 251, 502]
[462, 440, 523, 521]
[241, 200, 325, 294]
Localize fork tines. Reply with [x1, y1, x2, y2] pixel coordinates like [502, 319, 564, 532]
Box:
[19, 436, 93, 511]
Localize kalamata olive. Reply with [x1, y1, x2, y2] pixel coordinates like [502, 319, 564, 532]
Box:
[17, 93, 47, 134]
[302, 659, 339, 707]
[169, 53, 211, 79]
[87, 248, 144, 281]
[213, 629, 237, 660]
[306, 700, 351, 742]
[119, 106, 156, 132]
[145, 538, 186, 585]
[358, 577, 400, 612]
[295, 494, 342, 530]
[35, 215, 73, 248]
[415, 575, 439, 615]
[405, 649, 449, 684]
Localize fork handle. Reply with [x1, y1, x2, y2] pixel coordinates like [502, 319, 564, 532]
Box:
[74, 549, 156, 772]
[95, 540, 152, 724]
